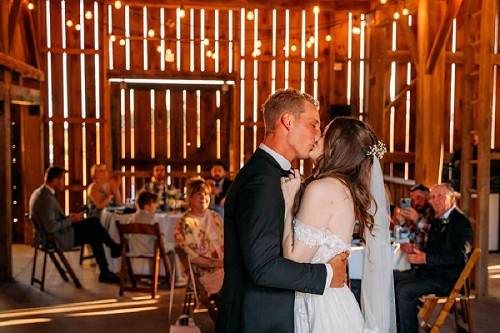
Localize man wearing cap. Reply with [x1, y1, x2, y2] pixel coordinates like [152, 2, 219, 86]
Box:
[29, 166, 122, 283]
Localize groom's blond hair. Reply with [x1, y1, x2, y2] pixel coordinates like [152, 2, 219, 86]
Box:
[262, 88, 319, 134]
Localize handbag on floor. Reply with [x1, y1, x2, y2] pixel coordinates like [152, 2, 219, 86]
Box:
[169, 259, 201, 333]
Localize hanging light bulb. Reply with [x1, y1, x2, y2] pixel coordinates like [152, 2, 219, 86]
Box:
[166, 48, 172, 55]
[27, 2, 34, 10]
[380, 0, 387, 4]
[85, 10, 93, 20]
[326, 35, 332, 42]
[352, 26, 361, 35]
[206, 50, 213, 58]
[256, 40, 262, 48]
[247, 10, 254, 21]
[291, 44, 297, 52]
[204, 38, 210, 45]
[313, 6, 320, 14]
[306, 41, 312, 48]
[148, 29, 155, 38]
[402, 7, 409, 15]
[110, 35, 116, 42]
[157, 45, 162, 53]
[165, 49, 174, 62]
[114, 1, 122, 10]
[75, 24, 81, 31]
[119, 39, 125, 46]
[309, 36, 315, 44]
[394, 11, 400, 20]
[66, 19, 73, 27]
[179, 8, 186, 18]
[211, 53, 216, 59]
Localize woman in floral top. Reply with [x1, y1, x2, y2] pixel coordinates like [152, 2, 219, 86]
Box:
[174, 178, 224, 296]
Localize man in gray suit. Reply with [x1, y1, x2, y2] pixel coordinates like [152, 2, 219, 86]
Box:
[30, 166, 122, 283]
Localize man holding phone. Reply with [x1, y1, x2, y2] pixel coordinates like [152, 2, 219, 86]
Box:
[396, 184, 434, 252]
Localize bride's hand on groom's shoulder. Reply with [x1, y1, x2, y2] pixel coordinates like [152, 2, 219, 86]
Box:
[281, 169, 302, 208]
[328, 251, 350, 288]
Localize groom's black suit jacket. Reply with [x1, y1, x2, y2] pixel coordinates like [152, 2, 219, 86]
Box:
[216, 148, 327, 333]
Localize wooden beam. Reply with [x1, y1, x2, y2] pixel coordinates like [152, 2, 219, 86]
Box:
[108, 70, 237, 82]
[0, 51, 44, 80]
[383, 152, 415, 164]
[7, 0, 22, 53]
[385, 78, 417, 111]
[0, 82, 40, 105]
[425, 0, 463, 74]
[45, 116, 103, 124]
[397, 19, 418, 69]
[41, 47, 103, 55]
[27, 4, 41, 69]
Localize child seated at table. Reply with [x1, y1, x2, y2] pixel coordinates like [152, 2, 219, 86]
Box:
[130, 190, 186, 286]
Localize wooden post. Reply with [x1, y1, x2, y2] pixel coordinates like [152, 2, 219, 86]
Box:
[415, 0, 445, 187]
[476, 0, 496, 299]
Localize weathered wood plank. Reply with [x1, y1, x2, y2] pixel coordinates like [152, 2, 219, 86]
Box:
[0, 51, 44, 80]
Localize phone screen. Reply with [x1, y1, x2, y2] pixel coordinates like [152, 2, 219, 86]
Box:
[400, 198, 411, 209]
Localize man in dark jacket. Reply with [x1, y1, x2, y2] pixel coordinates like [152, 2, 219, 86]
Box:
[216, 89, 349, 333]
[394, 183, 474, 333]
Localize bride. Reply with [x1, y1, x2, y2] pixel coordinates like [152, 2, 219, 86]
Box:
[282, 117, 396, 332]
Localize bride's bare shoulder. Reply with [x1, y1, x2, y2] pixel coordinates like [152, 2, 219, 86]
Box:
[305, 177, 350, 201]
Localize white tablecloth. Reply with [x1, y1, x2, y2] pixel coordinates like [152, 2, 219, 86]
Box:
[348, 242, 411, 280]
[100, 209, 183, 274]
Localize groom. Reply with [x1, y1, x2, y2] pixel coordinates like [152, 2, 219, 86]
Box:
[216, 89, 349, 332]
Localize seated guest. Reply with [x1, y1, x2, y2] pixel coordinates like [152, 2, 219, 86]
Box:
[174, 178, 224, 297]
[209, 162, 232, 206]
[30, 166, 122, 283]
[87, 164, 122, 218]
[396, 184, 434, 251]
[394, 183, 473, 333]
[129, 190, 186, 286]
[142, 162, 177, 209]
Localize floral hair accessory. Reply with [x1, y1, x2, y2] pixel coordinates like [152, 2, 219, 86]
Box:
[366, 141, 387, 159]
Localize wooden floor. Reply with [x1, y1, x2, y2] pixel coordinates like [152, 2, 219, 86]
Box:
[1, 244, 500, 333]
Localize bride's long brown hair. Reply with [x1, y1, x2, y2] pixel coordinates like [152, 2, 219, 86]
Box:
[293, 117, 379, 239]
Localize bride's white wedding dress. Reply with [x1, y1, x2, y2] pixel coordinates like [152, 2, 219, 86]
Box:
[293, 219, 373, 333]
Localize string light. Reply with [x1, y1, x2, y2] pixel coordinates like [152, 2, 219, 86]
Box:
[165, 49, 174, 62]
[85, 10, 93, 20]
[308, 36, 315, 44]
[306, 41, 312, 48]
[380, 0, 387, 4]
[206, 50, 213, 57]
[27, 2, 34, 10]
[110, 35, 116, 42]
[75, 24, 81, 31]
[204, 38, 210, 45]
[156, 45, 162, 52]
[119, 39, 125, 46]
[66, 19, 74, 27]
[326, 35, 332, 42]
[148, 29, 155, 37]
[179, 8, 186, 18]
[394, 11, 400, 20]
[291, 44, 297, 52]
[313, 6, 320, 14]
[247, 10, 254, 21]
[256, 40, 262, 48]
[352, 26, 361, 35]
[114, 1, 122, 10]
[402, 7, 409, 15]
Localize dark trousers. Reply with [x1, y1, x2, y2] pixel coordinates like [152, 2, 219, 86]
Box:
[73, 217, 119, 274]
[394, 269, 453, 333]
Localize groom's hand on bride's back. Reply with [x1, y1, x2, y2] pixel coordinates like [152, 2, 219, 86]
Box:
[328, 251, 350, 288]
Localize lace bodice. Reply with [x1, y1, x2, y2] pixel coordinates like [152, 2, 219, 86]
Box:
[293, 217, 350, 264]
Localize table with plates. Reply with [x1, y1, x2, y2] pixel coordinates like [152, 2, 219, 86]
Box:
[100, 208, 183, 274]
[348, 240, 411, 280]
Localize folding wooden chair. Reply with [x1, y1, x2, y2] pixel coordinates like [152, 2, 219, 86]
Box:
[116, 221, 172, 298]
[418, 248, 481, 333]
[175, 246, 219, 322]
[79, 244, 95, 265]
[26, 214, 82, 291]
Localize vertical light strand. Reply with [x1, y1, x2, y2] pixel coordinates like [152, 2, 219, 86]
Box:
[167, 165, 171, 186]
[215, 10, 220, 72]
[240, 9, 245, 166]
[272, 9, 276, 93]
[347, 12, 353, 105]
[160, 8, 165, 71]
[125, 5, 130, 70]
[190, 9, 194, 72]
[61, 0, 70, 212]
[404, 15, 413, 179]
[284, 10, 289, 89]
[130, 89, 135, 160]
[130, 165, 136, 201]
[120, 89, 126, 159]
[389, 20, 397, 177]
[228, 10, 233, 73]
[449, 19, 457, 153]
[108, 5, 113, 70]
[143, 7, 148, 71]
[216, 89, 221, 159]
[94, 1, 101, 164]
[150, 89, 155, 158]
[200, 9, 205, 72]
[359, 14, 366, 119]
[46, 0, 54, 164]
[492, 13, 498, 148]
[300, 10, 306, 92]
[79, 0, 87, 198]
[176, 8, 181, 71]
[182, 90, 187, 159]
[166, 89, 171, 158]
[313, 7, 319, 98]
[196, 90, 201, 148]
[253, 9, 259, 151]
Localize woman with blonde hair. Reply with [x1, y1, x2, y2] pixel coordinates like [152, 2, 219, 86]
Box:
[87, 164, 122, 218]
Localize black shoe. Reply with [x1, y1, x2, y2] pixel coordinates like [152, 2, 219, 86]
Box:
[111, 244, 122, 258]
[99, 271, 120, 283]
